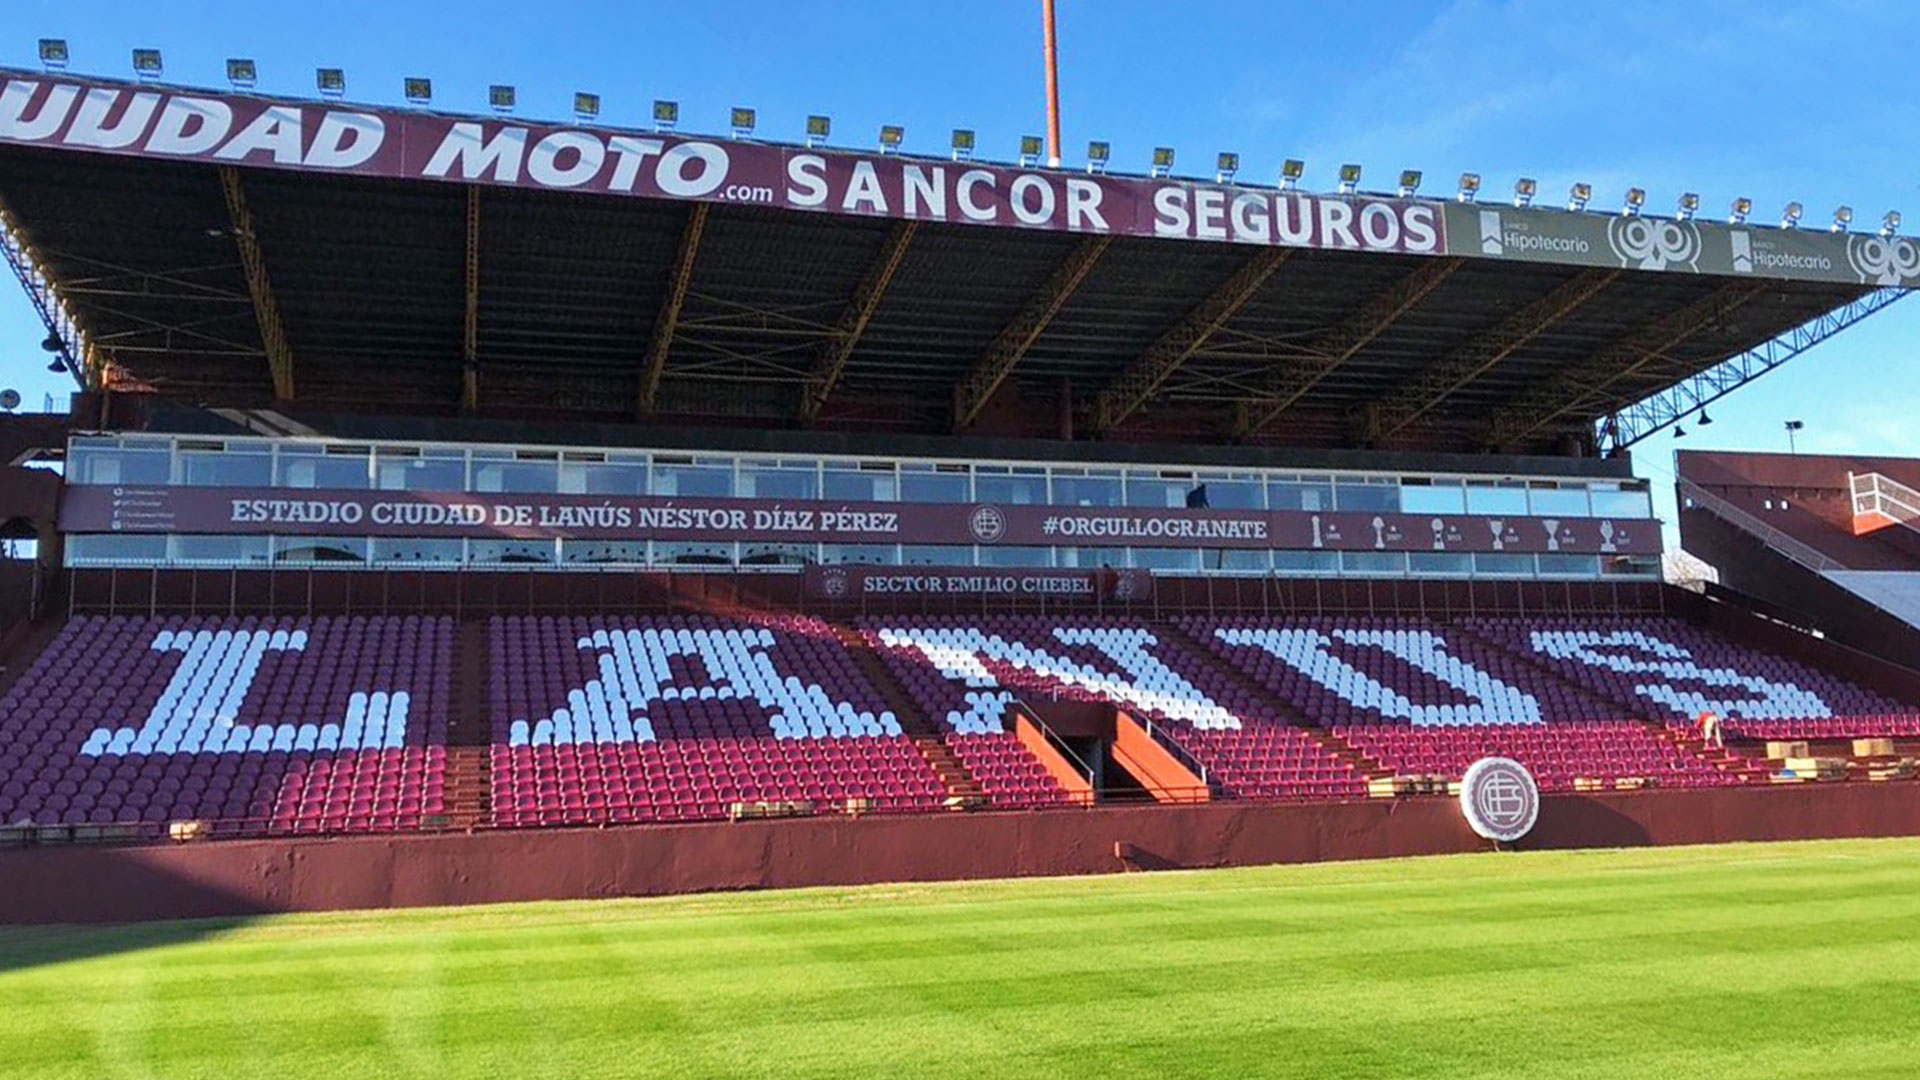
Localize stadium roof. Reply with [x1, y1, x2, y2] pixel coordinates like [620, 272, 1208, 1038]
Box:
[1, 69, 1912, 456]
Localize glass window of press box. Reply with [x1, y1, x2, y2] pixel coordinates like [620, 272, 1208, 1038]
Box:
[60, 436, 1657, 578]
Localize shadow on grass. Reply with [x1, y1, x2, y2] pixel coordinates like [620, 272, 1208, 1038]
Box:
[0, 843, 282, 973]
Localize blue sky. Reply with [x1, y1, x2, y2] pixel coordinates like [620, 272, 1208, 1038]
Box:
[3, 0, 1918, 535]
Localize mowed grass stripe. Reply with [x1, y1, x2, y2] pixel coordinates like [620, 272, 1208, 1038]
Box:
[1, 838, 1918, 1079]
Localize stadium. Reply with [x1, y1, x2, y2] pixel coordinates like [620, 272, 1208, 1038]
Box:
[4, 11, 1920, 1076]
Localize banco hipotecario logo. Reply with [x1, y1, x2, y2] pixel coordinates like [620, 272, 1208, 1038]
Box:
[1460, 756, 1540, 843]
[1607, 215, 1700, 271]
[1848, 235, 1920, 285]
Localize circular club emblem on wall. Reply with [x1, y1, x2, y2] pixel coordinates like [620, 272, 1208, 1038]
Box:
[967, 504, 1007, 544]
[1607, 215, 1700, 271]
[819, 567, 851, 598]
[1460, 757, 1540, 843]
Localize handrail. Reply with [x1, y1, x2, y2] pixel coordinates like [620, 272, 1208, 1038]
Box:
[1850, 471, 1920, 531]
[1130, 712, 1213, 792]
[1678, 479, 1844, 574]
[1009, 700, 1097, 786]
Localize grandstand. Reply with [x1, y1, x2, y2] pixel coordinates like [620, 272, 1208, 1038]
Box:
[1, 63, 1919, 922]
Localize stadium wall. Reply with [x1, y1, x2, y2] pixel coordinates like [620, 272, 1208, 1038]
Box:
[4, 782, 1918, 924]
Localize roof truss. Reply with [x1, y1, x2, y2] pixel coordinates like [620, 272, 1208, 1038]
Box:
[798, 220, 919, 425]
[952, 234, 1111, 430]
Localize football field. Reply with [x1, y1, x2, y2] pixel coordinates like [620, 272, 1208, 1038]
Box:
[3, 837, 1918, 1079]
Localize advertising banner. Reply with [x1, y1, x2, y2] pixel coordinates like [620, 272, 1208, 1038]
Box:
[59, 485, 1663, 555]
[4, 71, 1911, 287]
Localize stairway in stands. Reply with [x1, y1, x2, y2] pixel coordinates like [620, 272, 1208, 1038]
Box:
[830, 623, 985, 807]
[442, 619, 493, 830]
[1158, 621, 1392, 781]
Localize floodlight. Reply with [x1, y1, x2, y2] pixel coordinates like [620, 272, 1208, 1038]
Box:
[1514, 177, 1537, 207]
[489, 85, 516, 113]
[1883, 210, 1902, 237]
[951, 129, 975, 161]
[46, 355, 66, 374]
[1216, 152, 1239, 183]
[1150, 147, 1175, 178]
[1677, 192, 1700, 220]
[1729, 196, 1752, 224]
[1832, 205, 1853, 232]
[39, 333, 60, 353]
[1280, 159, 1305, 190]
[1398, 169, 1421, 197]
[653, 99, 679, 130]
[404, 77, 432, 105]
[573, 92, 600, 120]
[1781, 201, 1802, 228]
[1697, 408, 1713, 427]
[730, 107, 756, 138]
[1623, 187, 1646, 215]
[1086, 140, 1110, 174]
[1672, 424, 1686, 439]
[1018, 134, 1043, 166]
[1567, 182, 1591, 211]
[132, 48, 162, 80]
[226, 58, 257, 89]
[878, 124, 904, 153]
[807, 115, 831, 147]
[1337, 163, 1362, 194]
[316, 68, 346, 97]
[37, 38, 68, 70]
[1456, 172, 1481, 202]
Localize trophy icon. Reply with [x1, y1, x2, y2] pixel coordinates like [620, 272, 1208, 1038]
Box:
[1430, 518, 1447, 550]
[1542, 518, 1561, 552]
[1599, 520, 1618, 553]
[1487, 519, 1506, 551]
[1371, 516, 1387, 549]
[1310, 514, 1325, 549]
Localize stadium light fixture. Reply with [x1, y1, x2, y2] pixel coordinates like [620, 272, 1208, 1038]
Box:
[1729, 196, 1752, 224]
[1697, 408, 1713, 427]
[1216, 152, 1239, 184]
[316, 68, 346, 97]
[1672, 423, 1687, 439]
[653, 100, 678, 131]
[1337, 163, 1362, 195]
[404, 77, 432, 106]
[1086, 141, 1110, 175]
[1018, 134, 1043, 167]
[1623, 188, 1646, 216]
[878, 124, 904, 154]
[37, 38, 68, 70]
[572, 92, 600, 121]
[489, 85, 516, 113]
[951, 129, 975, 162]
[1883, 210, 1902, 237]
[1780, 201, 1803, 229]
[806, 115, 832, 148]
[132, 48, 162, 81]
[226, 58, 257, 89]
[1677, 192, 1700, 220]
[39, 333, 60, 353]
[1513, 177, 1537, 207]
[1831, 206, 1853, 232]
[1567, 182, 1591, 212]
[1150, 147, 1175, 178]
[1280, 159, 1304, 191]
[45, 355, 66, 374]
[1397, 170, 1421, 197]
[1785, 418, 1805, 453]
[1456, 172, 1480, 203]
[730, 107, 756, 139]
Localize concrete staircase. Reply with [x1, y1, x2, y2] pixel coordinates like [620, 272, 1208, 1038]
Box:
[830, 623, 985, 807]
[441, 619, 493, 830]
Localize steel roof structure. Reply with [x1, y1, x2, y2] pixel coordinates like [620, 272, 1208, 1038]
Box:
[0, 69, 1909, 457]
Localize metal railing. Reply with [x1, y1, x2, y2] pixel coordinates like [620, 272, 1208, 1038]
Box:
[1130, 712, 1215, 793]
[1678, 479, 1844, 574]
[1850, 471, 1920, 534]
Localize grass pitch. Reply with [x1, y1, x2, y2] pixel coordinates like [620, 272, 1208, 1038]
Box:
[3, 839, 1919, 1079]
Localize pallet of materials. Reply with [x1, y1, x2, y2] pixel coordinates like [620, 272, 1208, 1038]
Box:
[728, 800, 813, 822]
[1866, 760, 1916, 782]
[1766, 741, 1811, 760]
[1853, 738, 1897, 758]
[1781, 757, 1848, 781]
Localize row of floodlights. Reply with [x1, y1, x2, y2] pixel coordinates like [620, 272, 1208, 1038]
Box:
[33, 41, 1907, 236]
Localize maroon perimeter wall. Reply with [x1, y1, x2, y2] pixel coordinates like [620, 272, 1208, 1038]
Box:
[3, 782, 1919, 924]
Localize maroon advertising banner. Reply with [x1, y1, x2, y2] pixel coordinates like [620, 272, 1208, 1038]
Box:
[59, 485, 1663, 555]
[805, 566, 1152, 601]
[0, 72, 1444, 256]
